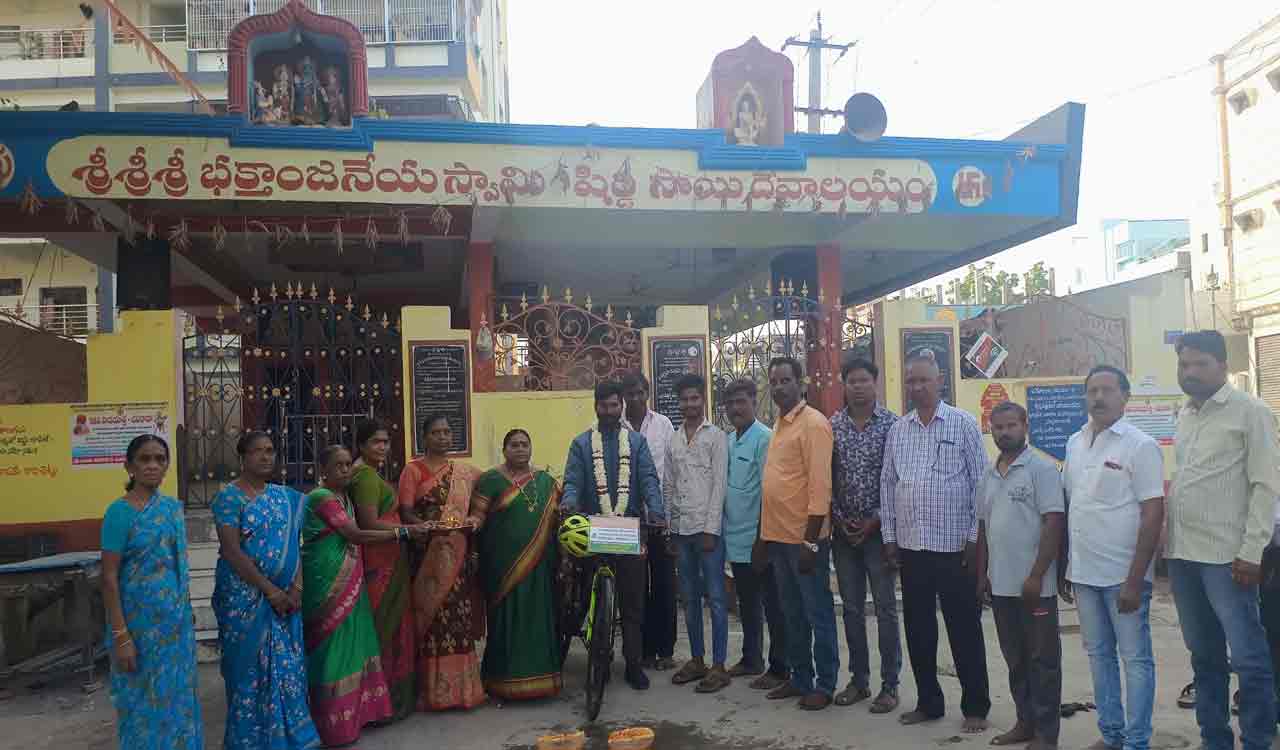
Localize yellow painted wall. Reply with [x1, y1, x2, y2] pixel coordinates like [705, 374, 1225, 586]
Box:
[0, 312, 179, 526]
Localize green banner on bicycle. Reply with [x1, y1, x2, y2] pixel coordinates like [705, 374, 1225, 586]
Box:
[587, 516, 642, 555]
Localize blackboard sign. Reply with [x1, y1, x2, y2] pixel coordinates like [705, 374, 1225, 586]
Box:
[649, 336, 706, 430]
[900, 327, 955, 412]
[1026, 383, 1087, 461]
[409, 341, 471, 456]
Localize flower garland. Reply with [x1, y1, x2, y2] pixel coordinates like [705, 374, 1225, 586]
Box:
[590, 424, 631, 517]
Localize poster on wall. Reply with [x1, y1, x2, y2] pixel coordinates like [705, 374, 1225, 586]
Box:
[1026, 384, 1087, 461]
[69, 402, 171, 468]
[1124, 394, 1181, 446]
[965, 332, 1009, 379]
[979, 383, 1011, 433]
[900, 327, 955, 412]
[409, 341, 471, 457]
[649, 336, 706, 430]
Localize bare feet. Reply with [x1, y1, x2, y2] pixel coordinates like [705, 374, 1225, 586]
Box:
[963, 717, 990, 734]
[899, 709, 940, 725]
[989, 723, 1033, 746]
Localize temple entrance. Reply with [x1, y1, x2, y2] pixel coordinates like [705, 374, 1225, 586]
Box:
[180, 284, 404, 507]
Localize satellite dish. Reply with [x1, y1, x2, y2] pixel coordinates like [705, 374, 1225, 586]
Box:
[844, 92, 887, 142]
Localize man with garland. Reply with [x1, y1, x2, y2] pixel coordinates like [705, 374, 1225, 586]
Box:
[562, 380, 665, 690]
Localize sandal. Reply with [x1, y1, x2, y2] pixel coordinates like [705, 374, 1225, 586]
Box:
[1177, 683, 1195, 709]
[728, 661, 765, 678]
[653, 657, 677, 672]
[751, 672, 789, 691]
[870, 687, 900, 714]
[767, 683, 806, 700]
[834, 685, 871, 707]
[799, 692, 833, 711]
[695, 667, 731, 693]
[672, 659, 709, 686]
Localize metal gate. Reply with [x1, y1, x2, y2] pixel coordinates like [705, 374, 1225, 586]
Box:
[181, 284, 404, 507]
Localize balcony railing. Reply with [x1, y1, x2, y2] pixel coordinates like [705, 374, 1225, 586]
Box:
[0, 304, 101, 338]
[114, 24, 187, 44]
[0, 27, 93, 60]
[186, 0, 456, 51]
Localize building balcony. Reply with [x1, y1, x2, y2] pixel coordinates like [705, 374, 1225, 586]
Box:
[187, 0, 458, 51]
[0, 303, 101, 338]
[0, 27, 94, 81]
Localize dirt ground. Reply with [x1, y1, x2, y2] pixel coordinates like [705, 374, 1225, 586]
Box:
[0, 579, 1268, 749]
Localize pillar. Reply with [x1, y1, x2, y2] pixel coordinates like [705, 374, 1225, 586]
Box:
[809, 243, 843, 416]
[468, 241, 496, 393]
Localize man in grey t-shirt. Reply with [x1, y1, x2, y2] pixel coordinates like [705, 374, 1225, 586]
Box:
[976, 402, 1066, 750]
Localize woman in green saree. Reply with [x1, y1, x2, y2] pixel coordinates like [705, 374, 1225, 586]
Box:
[474, 429, 564, 701]
[301, 446, 431, 746]
[349, 419, 419, 721]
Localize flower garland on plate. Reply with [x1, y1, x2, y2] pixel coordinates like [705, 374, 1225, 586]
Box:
[590, 423, 631, 517]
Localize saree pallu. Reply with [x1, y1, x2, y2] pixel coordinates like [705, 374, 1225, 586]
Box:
[351, 463, 417, 720]
[476, 470, 564, 701]
[103, 494, 203, 749]
[301, 489, 393, 746]
[399, 458, 486, 711]
[212, 483, 321, 750]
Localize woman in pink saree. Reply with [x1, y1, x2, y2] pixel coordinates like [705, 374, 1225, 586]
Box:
[398, 414, 487, 711]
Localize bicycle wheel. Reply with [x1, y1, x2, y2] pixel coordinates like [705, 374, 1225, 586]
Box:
[584, 570, 616, 722]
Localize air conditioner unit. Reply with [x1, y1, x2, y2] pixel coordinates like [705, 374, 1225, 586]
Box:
[1233, 208, 1265, 232]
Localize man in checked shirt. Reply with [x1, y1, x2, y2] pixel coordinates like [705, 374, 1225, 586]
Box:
[881, 352, 991, 734]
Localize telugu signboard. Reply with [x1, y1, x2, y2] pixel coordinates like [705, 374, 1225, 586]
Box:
[47, 136, 939, 216]
[649, 336, 706, 430]
[69, 402, 171, 468]
[409, 341, 471, 457]
[1026, 384, 1087, 462]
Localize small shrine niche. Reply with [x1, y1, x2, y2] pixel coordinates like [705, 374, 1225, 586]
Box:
[696, 37, 794, 147]
[226, 0, 369, 124]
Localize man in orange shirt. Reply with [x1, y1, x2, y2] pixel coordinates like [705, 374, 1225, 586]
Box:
[752, 356, 839, 710]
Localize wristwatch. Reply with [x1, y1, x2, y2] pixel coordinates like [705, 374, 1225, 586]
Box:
[802, 540, 819, 553]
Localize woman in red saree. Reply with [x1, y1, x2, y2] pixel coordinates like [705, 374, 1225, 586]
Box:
[398, 414, 486, 711]
[350, 419, 418, 721]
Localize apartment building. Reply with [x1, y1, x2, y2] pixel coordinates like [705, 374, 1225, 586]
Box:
[0, 0, 509, 122]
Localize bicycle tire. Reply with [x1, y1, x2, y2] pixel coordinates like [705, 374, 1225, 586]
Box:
[584, 570, 616, 721]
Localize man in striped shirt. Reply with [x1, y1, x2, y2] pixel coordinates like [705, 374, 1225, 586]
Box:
[881, 353, 991, 733]
[1168, 331, 1280, 750]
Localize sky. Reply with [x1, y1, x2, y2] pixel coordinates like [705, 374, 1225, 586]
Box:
[506, 0, 1279, 296]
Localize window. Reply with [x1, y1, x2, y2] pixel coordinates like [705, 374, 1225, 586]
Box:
[1234, 208, 1265, 233]
[1201, 232, 1209, 253]
[0, 278, 21, 296]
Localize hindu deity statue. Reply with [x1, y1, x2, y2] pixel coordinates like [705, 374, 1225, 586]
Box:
[253, 81, 279, 124]
[318, 65, 347, 126]
[271, 64, 292, 123]
[292, 56, 322, 124]
[732, 92, 764, 146]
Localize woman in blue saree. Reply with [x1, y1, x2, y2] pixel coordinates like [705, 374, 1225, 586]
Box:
[101, 434, 202, 749]
[212, 430, 320, 750]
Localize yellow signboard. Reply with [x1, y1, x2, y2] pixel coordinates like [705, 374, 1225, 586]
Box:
[47, 135, 938, 215]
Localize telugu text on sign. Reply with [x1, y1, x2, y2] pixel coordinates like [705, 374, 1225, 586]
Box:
[69, 402, 171, 468]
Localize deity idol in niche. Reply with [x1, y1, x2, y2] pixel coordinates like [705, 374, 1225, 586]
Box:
[271, 64, 293, 122]
[318, 65, 347, 126]
[253, 81, 279, 124]
[292, 55, 322, 124]
[732, 90, 764, 145]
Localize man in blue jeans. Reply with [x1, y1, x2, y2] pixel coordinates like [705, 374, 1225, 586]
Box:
[1166, 331, 1280, 750]
[753, 357, 839, 710]
[663, 374, 732, 693]
[1062, 366, 1165, 750]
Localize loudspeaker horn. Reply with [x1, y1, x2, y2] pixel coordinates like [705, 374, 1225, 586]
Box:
[843, 92, 887, 142]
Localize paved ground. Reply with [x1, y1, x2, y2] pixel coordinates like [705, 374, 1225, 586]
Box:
[0, 579, 1261, 749]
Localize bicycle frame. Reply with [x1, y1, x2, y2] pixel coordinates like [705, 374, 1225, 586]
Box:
[584, 561, 616, 646]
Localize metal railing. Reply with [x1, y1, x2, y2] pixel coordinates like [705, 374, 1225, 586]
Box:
[185, 0, 455, 50]
[0, 303, 100, 337]
[114, 24, 187, 44]
[0, 27, 93, 60]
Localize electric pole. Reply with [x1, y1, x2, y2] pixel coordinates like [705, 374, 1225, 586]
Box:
[782, 12, 853, 134]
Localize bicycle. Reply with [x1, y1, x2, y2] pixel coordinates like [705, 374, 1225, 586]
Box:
[557, 516, 658, 721]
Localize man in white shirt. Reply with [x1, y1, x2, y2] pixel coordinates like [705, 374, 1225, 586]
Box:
[623, 370, 678, 671]
[1167, 330, 1279, 750]
[1062, 365, 1165, 750]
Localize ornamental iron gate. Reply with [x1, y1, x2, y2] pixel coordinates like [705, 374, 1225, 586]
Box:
[180, 283, 404, 507]
[709, 282, 875, 430]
